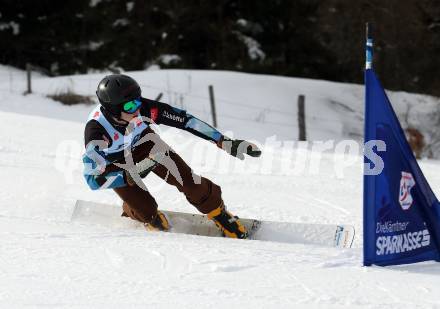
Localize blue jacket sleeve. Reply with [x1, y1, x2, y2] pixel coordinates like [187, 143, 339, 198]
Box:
[184, 113, 222, 143]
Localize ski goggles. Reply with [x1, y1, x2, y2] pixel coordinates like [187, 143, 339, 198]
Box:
[122, 98, 142, 114]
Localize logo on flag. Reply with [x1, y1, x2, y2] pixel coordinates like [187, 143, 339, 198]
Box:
[399, 172, 415, 210]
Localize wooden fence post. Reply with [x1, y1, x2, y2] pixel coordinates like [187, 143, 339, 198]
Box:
[155, 93, 163, 101]
[208, 85, 218, 127]
[25, 63, 32, 95]
[298, 94, 306, 141]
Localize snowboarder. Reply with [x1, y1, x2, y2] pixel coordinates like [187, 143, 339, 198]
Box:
[83, 74, 261, 238]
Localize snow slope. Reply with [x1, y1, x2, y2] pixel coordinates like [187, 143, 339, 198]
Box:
[1, 66, 440, 308]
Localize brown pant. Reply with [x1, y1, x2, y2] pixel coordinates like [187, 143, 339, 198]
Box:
[114, 130, 223, 223]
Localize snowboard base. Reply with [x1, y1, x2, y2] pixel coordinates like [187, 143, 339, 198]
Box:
[72, 200, 355, 248]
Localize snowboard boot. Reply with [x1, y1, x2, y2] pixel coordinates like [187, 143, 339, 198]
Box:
[207, 203, 248, 239]
[145, 210, 171, 232]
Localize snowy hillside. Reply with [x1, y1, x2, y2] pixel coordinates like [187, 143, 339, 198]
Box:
[1, 66, 440, 307]
[1, 64, 440, 150]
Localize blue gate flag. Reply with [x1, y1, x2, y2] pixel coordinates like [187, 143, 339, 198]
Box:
[363, 68, 440, 266]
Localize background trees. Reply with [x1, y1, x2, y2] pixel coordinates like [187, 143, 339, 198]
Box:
[1, 0, 439, 95]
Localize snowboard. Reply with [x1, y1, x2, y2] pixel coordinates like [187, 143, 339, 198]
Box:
[72, 200, 355, 248]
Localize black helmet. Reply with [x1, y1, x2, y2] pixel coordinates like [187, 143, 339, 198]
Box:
[96, 74, 141, 115]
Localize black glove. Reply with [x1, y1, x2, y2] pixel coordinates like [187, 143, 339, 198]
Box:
[219, 136, 262, 160]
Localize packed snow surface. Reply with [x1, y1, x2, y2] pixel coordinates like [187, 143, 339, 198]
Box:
[1, 65, 440, 308]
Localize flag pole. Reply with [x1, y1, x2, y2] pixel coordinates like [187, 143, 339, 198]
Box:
[363, 21, 373, 266]
[365, 22, 373, 69]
